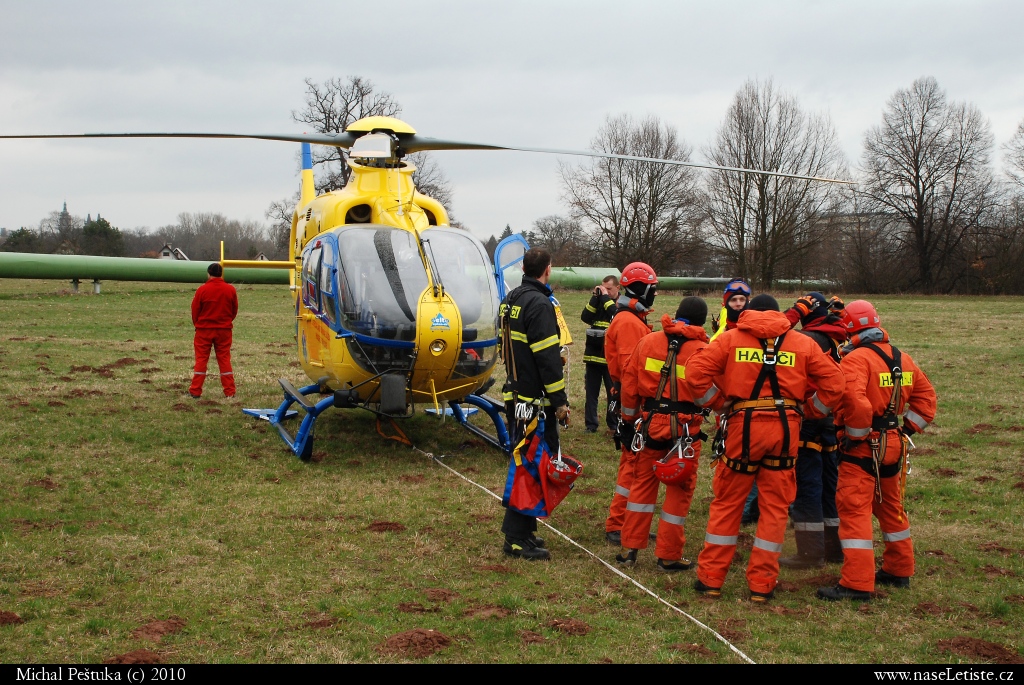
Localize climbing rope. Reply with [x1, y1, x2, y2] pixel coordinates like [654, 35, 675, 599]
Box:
[408, 443, 756, 665]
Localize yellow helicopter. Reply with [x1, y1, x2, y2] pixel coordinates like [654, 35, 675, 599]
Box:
[1, 116, 851, 459]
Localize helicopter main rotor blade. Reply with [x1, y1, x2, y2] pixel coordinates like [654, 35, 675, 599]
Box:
[0, 131, 360, 147]
[399, 136, 854, 185]
[1, 131, 853, 185]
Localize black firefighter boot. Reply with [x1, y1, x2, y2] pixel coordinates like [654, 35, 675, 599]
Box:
[824, 524, 844, 564]
[779, 525, 826, 569]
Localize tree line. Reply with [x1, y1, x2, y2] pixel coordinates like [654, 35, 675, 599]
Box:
[0, 206, 286, 262]
[523, 76, 1024, 294]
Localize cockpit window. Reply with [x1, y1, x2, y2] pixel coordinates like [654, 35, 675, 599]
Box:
[420, 227, 499, 343]
[336, 227, 429, 341]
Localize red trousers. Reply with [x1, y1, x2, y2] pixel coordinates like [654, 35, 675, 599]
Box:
[837, 445, 913, 592]
[697, 461, 796, 594]
[605, 446, 636, 533]
[621, 444, 700, 560]
[190, 328, 235, 397]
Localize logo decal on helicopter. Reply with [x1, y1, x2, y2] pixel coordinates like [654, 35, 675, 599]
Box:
[430, 313, 451, 331]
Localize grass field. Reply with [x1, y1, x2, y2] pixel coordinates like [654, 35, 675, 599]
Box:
[0, 279, 1022, 664]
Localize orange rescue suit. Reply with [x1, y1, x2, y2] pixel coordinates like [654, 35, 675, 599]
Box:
[618, 316, 708, 559]
[686, 309, 845, 595]
[833, 332, 936, 592]
[603, 306, 653, 535]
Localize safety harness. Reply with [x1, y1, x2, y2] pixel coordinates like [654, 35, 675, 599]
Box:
[720, 334, 798, 474]
[839, 343, 910, 503]
[630, 336, 707, 454]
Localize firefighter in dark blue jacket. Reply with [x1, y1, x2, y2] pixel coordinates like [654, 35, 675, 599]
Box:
[499, 248, 570, 560]
[580, 275, 620, 433]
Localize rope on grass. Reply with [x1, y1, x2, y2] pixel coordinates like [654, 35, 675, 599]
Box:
[411, 445, 756, 665]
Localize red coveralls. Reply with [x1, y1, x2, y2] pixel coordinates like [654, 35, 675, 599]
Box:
[834, 332, 936, 591]
[619, 315, 708, 560]
[603, 306, 653, 535]
[686, 310, 845, 595]
[189, 276, 238, 398]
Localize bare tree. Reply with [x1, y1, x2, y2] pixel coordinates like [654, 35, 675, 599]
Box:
[860, 76, 996, 292]
[700, 79, 848, 287]
[291, 76, 402, 192]
[559, 114, 699, 273]
[525, 215, 587, 265]
[1006, 120, 1024, 189]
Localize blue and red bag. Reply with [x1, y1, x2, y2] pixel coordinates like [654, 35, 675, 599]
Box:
[502, 415, 583, 518]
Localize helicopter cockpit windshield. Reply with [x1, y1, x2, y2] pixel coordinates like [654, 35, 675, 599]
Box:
[336, 227, 428, 342]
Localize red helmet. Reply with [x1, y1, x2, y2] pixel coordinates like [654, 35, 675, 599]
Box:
[620, 262, 658, 287]
[620, 262, 658, 309]
[841, 300, 881, 334]
[547, 454, 584, 486]
[653, 451, 697, 486]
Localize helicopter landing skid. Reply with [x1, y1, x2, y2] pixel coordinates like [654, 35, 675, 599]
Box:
[243, 379, 333, 461]
[448, 395, 511, 454]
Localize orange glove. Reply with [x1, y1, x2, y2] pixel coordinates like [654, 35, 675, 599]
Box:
[792, 295, 816, 318]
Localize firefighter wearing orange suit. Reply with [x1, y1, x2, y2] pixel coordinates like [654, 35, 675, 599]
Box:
[817, 300, 936, 601]
[686, 294, 845, 602]
[615, 297, 710, 571]
[602, 262, 657, 546]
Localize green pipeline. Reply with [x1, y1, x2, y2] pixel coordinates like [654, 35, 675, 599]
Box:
[0, 252, 290, 284]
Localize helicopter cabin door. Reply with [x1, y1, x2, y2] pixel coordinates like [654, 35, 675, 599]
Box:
[298, 238, 338, 374]
[493, 233, 530, 302]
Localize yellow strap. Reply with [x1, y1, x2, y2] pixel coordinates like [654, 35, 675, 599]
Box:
[731, 398, 799, 411]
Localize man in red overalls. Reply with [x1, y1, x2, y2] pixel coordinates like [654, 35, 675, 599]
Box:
[189, 263, 238, 398]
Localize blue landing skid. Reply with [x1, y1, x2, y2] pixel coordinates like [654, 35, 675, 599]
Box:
[449, 395, 511, 454]
[243, 379, 333, 461]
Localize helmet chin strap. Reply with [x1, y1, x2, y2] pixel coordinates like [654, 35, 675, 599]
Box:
[617, 294, 649, 314]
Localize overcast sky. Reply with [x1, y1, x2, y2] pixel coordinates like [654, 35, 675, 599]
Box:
[1, 0, 1022, 242]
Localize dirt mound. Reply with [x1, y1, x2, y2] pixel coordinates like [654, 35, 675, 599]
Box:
[196, 399, 219, 406]
[397, 602, 438, 614]
[104, 358, 141, 370]
[669, 642, 714, 656]
[424, 588, 459, 603]
[966, 423, 997, 435]
[932, 467, 959, 477]
[979, 542, 1017, 556]
[400, 475, 425, 483]
[548, 618, 590, 636]
[304, 617, 338, 629]
[767, 606, 810, 617]
[104, 649, 162, 664]
[367, 521, 406, 533]
[476, 564, 511, 573]
[171, 403, 194, 412]
[520, 630, 545, 644]
[775, 581, 800, 593]
[795, 573, 840, 588]
[131, 617, 186, 642]
[936, 637, 1024, 664]
[27, 478, 59, 490]
[464, 605, 510, 619]
[377, 629, 452, 659]
[139, 367, 162, 373]
[982, 565, 1017, 578]
[915, 602, 946, 616]
[1004, 595, 1024, 604]
[47, 400, 66, 407]
[0, 611, 24, 626]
